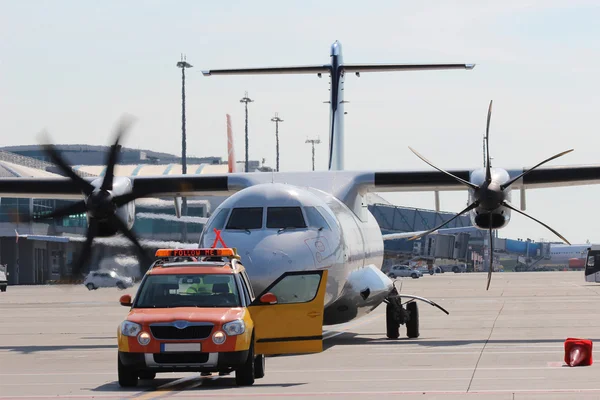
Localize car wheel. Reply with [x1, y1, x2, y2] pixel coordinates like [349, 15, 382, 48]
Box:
[118, 353, 138, 387]
[452, 266, 459, 273]
[254, 354, 265, 379]
[117, 281, 125, 290]
[86, 283, 95, 291]
[411, 273, 418, 279]
[235, 336, 255, 386]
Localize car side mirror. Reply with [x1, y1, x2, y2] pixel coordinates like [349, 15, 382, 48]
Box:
[259, 292, 278, 305]
[119, 294, 132, 307]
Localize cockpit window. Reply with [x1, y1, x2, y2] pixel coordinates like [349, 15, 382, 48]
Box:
[206, 208, 230, 232]
[266, 207, 307, 229]
[226, 207, 263, 230]
[304, 206, 330, 230]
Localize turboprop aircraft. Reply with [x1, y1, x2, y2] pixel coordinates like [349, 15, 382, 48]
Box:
[2, 41, 600, 340]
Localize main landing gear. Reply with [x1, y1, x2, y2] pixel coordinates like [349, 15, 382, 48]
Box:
[384, 286, 450, 340]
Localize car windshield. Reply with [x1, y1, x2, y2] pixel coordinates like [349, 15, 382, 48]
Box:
[134, 274, 241, 308]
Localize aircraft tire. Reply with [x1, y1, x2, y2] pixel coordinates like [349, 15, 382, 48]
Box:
[406, 302, 420, 339]
[235, 338, 255, 386]
[386, 302, 400, 339]
[118, 353, 138, 387]
[0, 286, 6, 292]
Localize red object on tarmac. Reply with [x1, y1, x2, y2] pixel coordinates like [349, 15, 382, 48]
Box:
[564, 338, 593, 366]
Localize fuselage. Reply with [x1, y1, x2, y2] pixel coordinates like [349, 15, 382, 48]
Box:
[197, 183, 389, 325]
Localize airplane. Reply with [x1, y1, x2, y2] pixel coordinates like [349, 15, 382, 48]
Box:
[3, 41, 600, 340]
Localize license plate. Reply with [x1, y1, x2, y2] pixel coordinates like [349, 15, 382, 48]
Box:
[161, 343, 202, 352]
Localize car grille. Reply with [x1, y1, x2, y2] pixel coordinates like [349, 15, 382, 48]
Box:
[150, 325, 213, 340]
[153, 353, 209, 364]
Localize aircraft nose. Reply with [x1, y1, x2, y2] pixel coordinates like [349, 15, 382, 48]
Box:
[238, 232, 319, 295]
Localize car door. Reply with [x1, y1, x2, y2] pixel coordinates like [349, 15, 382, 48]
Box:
[248, 270, 328, 356]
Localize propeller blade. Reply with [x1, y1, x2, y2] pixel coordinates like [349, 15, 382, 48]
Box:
[101, 116, 135, 192]
[39, 136, 95, 196]
[409, 201, 479, 240]
[71, 219, 97, 279]
[108, 215, 153, 274]
[486, 213, 494, 291]
[502, 201, 571, 245]
[29, 201, 87, 222]
[408, 147, 479, 190]
[500, 149, 574, 190]
[485, 100, 493, 183]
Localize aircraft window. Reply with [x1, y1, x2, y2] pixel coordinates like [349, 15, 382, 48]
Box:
[304, 206, 330, 230]
[207, 208, 230, 232]
[317, 206, 339, 229]
[226, 207, 263, 230]
[266, 207, 307, 229]
[266, 273, 322, 304]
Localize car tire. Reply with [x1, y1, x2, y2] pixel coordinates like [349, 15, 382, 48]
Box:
[411, 273, 418, 279]
[86, 283, 95, 291]
[452, 266, 459, 273]
[235, 338, 255, 386]
[138, 371, 156, 380]
[118, 353, 138, 387]
[254, 354, 265, 379]
[406, 302, 419, 339]
[117, 281, 125, 290]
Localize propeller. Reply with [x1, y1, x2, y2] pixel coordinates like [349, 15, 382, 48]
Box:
[408, 100, 573, 290]
[29, 116, 153, 279]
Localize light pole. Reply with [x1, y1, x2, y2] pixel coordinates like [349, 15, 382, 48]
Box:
[240, 92, 253, 172]
[305, 137, 321, 171]
[270, 113, 283, 172]
[177, 54, 192, 241]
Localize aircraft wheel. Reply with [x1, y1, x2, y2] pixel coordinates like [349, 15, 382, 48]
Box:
[254, 354, 265, 379]
[386, 302, 400, 339]
[406, 302, 420, 339]
[0, 286, 6, 292]
[118, 353, 138, 387]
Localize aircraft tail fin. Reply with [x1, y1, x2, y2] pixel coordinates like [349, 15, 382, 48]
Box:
[226, 114, 236, 173]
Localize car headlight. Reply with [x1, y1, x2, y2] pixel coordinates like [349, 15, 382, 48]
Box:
[223, 319, 245, 336]
[138, 331, 151, 346]
[121, 321, 141, 337]
[212, 330, 226, 345]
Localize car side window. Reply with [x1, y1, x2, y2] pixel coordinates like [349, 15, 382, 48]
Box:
[239, 271, 255, 300]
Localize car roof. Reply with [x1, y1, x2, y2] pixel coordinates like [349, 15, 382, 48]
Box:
[147, 262, 244, 276]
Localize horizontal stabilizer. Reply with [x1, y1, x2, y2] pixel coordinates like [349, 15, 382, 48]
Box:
[343, 63, 475, 73]
[202, 65, 330, 76]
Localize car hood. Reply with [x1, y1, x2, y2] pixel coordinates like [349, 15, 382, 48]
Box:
[126, 307, 245, 325]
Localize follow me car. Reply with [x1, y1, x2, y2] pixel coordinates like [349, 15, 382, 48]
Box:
[117, 248, 328, 387]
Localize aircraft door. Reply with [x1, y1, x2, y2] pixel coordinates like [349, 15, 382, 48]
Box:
[248, 270, 328, 355]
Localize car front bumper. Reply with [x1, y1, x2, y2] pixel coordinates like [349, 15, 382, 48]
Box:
[118, 350, 249, 373]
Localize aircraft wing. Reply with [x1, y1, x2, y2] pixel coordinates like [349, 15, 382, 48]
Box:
[370, 165, 600, 192]
[0, 174, 248, 200]
[343, 63, 475, 73]
[202, 65, 330, 76]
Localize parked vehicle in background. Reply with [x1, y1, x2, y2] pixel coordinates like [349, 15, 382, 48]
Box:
[84, 270, 134, 290]
[0, 264, 8, 292]
[438, 264, 467, 273]
[387, 265, 423, 279]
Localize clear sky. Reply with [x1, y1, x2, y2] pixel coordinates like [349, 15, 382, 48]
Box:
[1, 0, 599, 244]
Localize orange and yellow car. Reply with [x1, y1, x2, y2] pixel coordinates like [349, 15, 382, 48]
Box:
[117, 248, 327, 387]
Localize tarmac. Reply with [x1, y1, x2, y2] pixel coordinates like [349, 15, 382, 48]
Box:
[1, 271, 600, 399]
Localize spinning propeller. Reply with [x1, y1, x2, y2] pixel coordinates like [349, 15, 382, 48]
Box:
[408, 100, 573, 290]
[28, 117, 153, 278]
